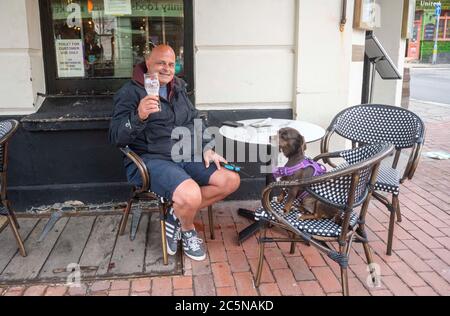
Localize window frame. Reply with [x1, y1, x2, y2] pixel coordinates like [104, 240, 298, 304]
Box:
[39, 0, 194, 96]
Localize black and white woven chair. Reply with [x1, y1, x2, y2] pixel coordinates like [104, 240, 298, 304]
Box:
[0, 119, 26, 257]
[118, 146, 215, 265]
[254, 143, 394, 296]
[321, 104, 425, 255]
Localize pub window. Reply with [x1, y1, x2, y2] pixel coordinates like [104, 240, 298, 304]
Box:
[40, 0, 193, 95]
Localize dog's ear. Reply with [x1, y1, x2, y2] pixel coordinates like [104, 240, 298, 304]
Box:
[301, 134, 307, 153]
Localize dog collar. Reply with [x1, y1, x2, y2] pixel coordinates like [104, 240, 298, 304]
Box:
[272, 158, 326, 179]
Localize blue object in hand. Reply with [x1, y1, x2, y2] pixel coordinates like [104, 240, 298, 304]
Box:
[222, 163, 241, 172]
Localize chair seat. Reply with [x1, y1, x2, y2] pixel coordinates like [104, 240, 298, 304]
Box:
[254, 196, 358, 237]
[375, 165, 400, 195]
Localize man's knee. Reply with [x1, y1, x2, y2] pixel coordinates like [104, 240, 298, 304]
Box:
[226, 171, 241, 193]
[173, 180, 202, 210]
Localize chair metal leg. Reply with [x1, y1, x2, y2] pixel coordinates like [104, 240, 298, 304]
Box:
[6, 201, 20, 229]
[208, 205, 215, 240]
[160, 203, 169, 265]
[255, 224, 267, 287]
[289, 232, 296, 254]
[119, 198, 133, 236]
[7, 215, 26, 257]
[362, 240, 380, 287]
[386, 204, 396, 256]
[393, 194, 402, 222]
[341, 267, 349, 296]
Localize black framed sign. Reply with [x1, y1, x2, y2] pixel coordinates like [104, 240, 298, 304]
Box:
[39, 0, 194, 96]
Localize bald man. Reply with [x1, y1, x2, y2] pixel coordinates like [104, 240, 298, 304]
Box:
[109, 45, 240, 261]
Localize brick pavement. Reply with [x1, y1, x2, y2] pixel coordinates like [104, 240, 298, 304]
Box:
[1, 100, 449, 296]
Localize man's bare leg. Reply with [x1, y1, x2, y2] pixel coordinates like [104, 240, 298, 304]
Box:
[199, 169, 240, 209]
[171, 169, 240, 231]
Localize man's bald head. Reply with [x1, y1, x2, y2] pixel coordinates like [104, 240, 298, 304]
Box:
[145, 45, 176, 85]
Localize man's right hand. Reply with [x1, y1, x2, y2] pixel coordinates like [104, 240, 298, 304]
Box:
[137, 95, 160, 121]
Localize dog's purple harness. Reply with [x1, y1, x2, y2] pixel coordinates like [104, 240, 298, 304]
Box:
[273, 158, 327, 179]
[273, 158, 327, 200]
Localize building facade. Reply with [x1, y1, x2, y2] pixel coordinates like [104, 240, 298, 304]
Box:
[0, 0, 408, 210]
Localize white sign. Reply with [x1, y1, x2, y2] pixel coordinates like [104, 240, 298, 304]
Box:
[104, 0, 132, 15]
[55, 39, 85, 78]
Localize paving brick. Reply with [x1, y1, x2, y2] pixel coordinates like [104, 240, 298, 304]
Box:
[435, 236, 450, 248]
[347, 277, 371, 296]
[233, 272, 258, 296]
[430, 248, 450, 264]
[381, 275, 415, 296]
[418, 272, 450, 296]
[405, 230, 442, 249]
[173, 289, 194, 296]
[207, 240, 228, 263]
[285, 256, 315, 281]
[425, 258, 450, 282]
[108, 289, 130, 296]
[370, 289, 393, 296]
[298, 280, 325, 296]
[44, 286, 68, 296]
[110, 280, 130, 291]
[395, 249, 433, 272]
[67, 285, 88, 296]
[23, 285, 47, 296]
[412, 286, 439, 296]
[222, 228, 242, 252]
[3, 286, 25, 296]
[90, 280, 111, 292]
[216, 287, 237, 296]
[131, 278, 151, 292]
[248, 258, 275, 284]
[258, 283, 281, 296]
[172, 276, 193, 289]
[273, 269, 302, 296]
[298, 244, 327, 267]
[131, 291, 150, 296]
[212, 262, 235, 288]
[413, 220, 446, 237]
[402, 239, 438, 260]
[227, 250, 250, 272]
[151, 277, 173, 296]
[191, 258, 212, 275]
[193, 274, 216, 296]
[311, 266, 343, 294]
[387, 261, 427, 287]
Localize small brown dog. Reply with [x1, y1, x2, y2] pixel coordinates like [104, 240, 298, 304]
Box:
[273, 127, 342, 224]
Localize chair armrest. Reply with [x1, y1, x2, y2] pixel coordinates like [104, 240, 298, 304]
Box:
[313, 151, 341, 164]
[401, 138, 424, 183]
[119, 146, 150, 193]
[320, 128, 338, 167]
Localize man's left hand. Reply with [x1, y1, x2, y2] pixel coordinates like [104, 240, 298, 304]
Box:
[204, 149, 227, 169]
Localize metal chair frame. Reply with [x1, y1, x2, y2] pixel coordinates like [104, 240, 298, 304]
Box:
[255, 143, 394, 295]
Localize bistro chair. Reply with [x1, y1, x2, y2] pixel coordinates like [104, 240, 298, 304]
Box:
[320, 104, 425, 255]
[254, 143, 394, 296]
[118, 146, 215, 265]
[0, 119, 26, 257]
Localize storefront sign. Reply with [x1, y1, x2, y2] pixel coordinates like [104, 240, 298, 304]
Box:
[104, 0, 132, 15]
[55, 39, 85, 78]
[52, 1, 183, 19]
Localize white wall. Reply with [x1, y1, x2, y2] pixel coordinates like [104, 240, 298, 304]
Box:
[0, 0, 45, 115]
[372, 0, 406, 106]
[194, 0, 296, 110]
[295, 0, 366, 155]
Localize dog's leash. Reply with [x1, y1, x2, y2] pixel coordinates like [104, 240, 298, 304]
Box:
[221, 163, 254, 178]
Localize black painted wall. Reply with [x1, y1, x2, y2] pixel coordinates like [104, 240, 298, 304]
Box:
[2, 103, 292, 211]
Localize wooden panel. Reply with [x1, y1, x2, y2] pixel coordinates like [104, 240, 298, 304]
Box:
[78, 215, 122, 277]
[107, 214, 149, 276]
[0, 218, 39, 273]
[0, 218, 68, 281]
[39, 216, 96, 280]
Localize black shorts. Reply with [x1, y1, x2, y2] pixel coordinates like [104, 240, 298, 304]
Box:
[126, 158, 218, 200]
